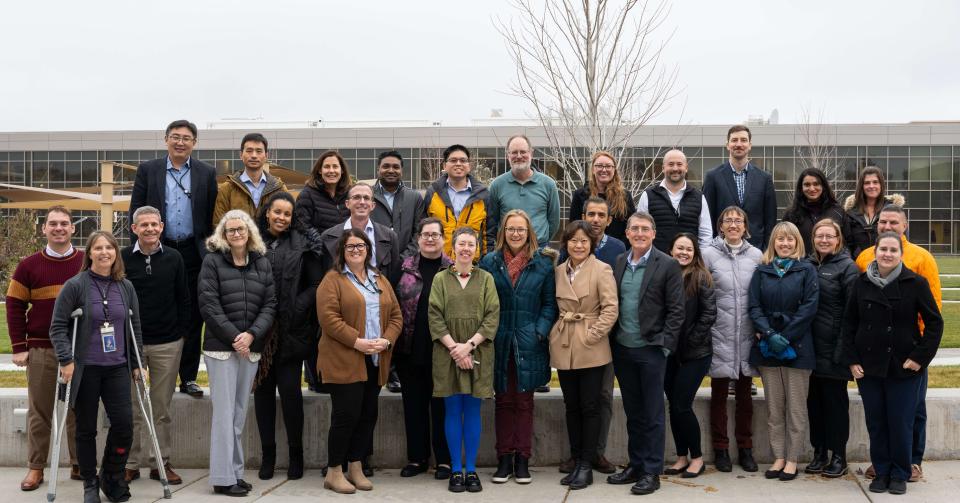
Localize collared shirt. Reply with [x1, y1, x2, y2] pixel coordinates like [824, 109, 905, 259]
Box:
[626, 246, 653, 271]
[344, 267, 383, 366]
[730, 162, 749, 205]
[446, 178, 473, 219]
[132, 241, 164, 255]
[240, 170, 268, 209]
[45, 245, 75, 258]
[636, 180, 714, 246]
[382, 186, 398, 211]
[566, 258, 586, 284]
[164, 156, 193, 240]
[344, 218, 378, 266]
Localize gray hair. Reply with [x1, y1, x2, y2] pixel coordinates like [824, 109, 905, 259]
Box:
[132, 205, 162, 224]
[206, 209, 266, 255]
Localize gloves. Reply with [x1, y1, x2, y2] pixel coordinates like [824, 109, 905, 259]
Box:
[766, 333, 790, 354]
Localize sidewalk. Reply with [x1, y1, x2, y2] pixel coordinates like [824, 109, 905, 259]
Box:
[4, 462, 958, 502]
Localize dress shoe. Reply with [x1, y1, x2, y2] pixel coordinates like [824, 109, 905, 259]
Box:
[558, 457, 576, 473]
[909, 463, 923, 482]
[630, 474, 660, 495]
[868, 475, 889, 493]
[236, 479, 252, 491]
[492, 453, 513, 483]
[864, 463, 876, 479]
[386, 370, 402, 393]
[287, 446, 304, 480]
[568, 461, 593, 490]
[594, 455, 617, 474]
[535, 384, 551, 393]
[607, 465, 641, 485]
[448, 471, 466, 493]
[434, 464, 452, 480]
[514, 455, 532, 484]
[179, 381, 203, 398]
[779, 468, 798, 481]
[804, 448, 828, 474]
[123, 469, 139, 483]
[84, 478, 101, 503]
[213, 484, 249, 497]
[764, 468, 782, 479]
[738, 448, 758, 472]
[400, 462, 428, 477]
[663, 463, 690, 475]
[72, 464, 83, 480]
[20, 469, 43, 491]
[258, 444, 276, 480]
[822, 454, 848, 478]
[346, 461, 372, 491]
[465, 471, 483, 492]
[888, 478, 907, 495]
[151, 463, 182, 485]
[560, 469, 575, 486]
[682, 463, 706, 479]
[714, 449, 733, 472]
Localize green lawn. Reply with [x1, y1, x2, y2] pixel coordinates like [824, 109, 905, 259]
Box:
[0, 304, 8, 353]
[936, 255, 960, 274]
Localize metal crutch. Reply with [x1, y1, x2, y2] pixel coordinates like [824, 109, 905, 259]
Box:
[128, 309, 173, 499]
[47, 307, 83, 502]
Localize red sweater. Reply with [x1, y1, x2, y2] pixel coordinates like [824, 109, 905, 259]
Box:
[5, 249, 84, 353]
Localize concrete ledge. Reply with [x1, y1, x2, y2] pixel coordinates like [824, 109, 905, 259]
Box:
[2, 388, 959, 468]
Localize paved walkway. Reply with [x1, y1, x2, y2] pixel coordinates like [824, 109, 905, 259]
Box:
[5, 462, 959, 502]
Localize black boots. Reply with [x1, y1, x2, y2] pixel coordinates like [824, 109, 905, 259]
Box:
[492, 453, 514, 483]
[514, 455, 532, 483]
[288, 445, 304, 480]
[822, 453, 848, 478]
[84, 478, 101, 503]
[804, 448, 828, 474]
[259, 444, 276, 480]
[99, 445, 131, 502]
[567, 461, 593, 490]
[738, 448, 758, 472]
[714, 449, 732, 472]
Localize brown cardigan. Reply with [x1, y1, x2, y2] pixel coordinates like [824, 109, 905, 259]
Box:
[316, 269, 403, 385]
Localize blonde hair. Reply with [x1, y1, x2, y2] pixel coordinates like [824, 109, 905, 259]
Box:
[811, 219, 845, 258]
[761, 221, 806, 264]
[588, 151, 629, 219]
[495, 209, 539, 259]
[207, 209, 267, 255]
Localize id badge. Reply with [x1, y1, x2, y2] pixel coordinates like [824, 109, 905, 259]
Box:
[101, 323, 117, 353]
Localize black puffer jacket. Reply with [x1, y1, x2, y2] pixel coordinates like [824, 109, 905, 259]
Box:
[294, 183, 350, 252]
[808, 251, 860, 380]
[676, 279, 717, 362]
[842, 193, 905, 259]
[199, 250, 277, 353]
[264, 230, 324, 362]
[783, 202, 844, 255]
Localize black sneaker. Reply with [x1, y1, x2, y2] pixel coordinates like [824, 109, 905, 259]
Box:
[448, 472, 466, 493]
[465, 471, 482, 493]
[869, 475, 890, 493]
[888, 478, 907, 495]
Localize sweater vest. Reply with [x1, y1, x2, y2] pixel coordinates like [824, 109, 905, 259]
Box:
[645, 185, 703, 252]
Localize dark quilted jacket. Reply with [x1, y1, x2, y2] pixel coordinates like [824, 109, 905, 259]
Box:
[294, 183, 350, 253]
[747, 259, 819, 370]
[808, 251, 859, 380]
[199, 250, 277, 353]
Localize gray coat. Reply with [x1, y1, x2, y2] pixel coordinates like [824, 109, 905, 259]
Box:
[49, 272, 144, 408]
[702, 237, 761, 379]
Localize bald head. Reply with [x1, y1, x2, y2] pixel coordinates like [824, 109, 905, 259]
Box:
[662, 149, 688, 186]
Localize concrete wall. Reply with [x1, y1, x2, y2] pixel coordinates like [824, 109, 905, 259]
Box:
[2, 388, 958, 468]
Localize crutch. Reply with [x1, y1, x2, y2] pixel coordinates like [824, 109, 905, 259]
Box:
[47, 307, 82, 502]
[128, 309, 173, 499]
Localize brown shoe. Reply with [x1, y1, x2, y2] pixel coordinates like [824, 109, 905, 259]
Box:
[559, 457, 576, 473]
[124, 468, 140, 482]
[595, 455, 617, 474]
[150, 463, 183, 485]
[70, 464, 82, 480]
[909, 464, 923, 482]
[20, 469, 43, 491]
[864, 464, 875, 479]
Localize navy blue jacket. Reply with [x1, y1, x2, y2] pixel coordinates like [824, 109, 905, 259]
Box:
[747, 259, 819, 369]
[479, 249, 558, 393]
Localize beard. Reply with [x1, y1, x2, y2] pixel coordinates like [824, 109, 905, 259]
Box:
[510, 161, 532, 173]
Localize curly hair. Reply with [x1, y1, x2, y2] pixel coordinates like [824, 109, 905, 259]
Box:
[207, 209, 267, 255]
[588, 151, 630, 219]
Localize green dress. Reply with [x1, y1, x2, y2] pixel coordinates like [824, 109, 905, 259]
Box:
[428, 266, 500, 399]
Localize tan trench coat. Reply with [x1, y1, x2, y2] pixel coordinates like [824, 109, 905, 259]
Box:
[549, 255, 619, 370]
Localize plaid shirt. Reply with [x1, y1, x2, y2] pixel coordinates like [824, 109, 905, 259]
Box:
[730, 163, 749, 204]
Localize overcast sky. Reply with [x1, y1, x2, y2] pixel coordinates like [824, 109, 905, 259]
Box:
[1, 0, 957, 132]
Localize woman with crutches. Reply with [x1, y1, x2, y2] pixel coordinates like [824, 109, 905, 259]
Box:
[50, 230, 144, 503]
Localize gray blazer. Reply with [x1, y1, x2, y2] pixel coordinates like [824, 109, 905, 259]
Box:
[49, 272, 144, 408]
[372, 182, 425, 259]
[611, 247, 685, 352]
[319, 220, 401, 286]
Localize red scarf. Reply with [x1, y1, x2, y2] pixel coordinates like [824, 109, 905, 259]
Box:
[503, 248, 529, 286]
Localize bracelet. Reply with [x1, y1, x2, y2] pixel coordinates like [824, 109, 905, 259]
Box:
[468, 340, 477, 349]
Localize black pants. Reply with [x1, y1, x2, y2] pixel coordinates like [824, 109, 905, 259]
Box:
[396, 357, 450, 465]
[858, 374, 922, 482]
[254, 358, 305, 451]
[74, 364, 133, 481]
[558, 365, 605, 463]
[326, 357, 382, 466]
[664, 354, 711, 459]
[806, 374, 849, 454]
[164, 239, 203, 384]
[613, 344, 667, 475]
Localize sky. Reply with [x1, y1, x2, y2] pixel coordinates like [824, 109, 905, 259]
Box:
[0, 0, 957, 132]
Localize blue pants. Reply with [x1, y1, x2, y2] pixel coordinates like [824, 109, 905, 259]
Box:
[857, 374, 922, 482]
[444, 394, 482, 473]
[912, 368, 927, 465]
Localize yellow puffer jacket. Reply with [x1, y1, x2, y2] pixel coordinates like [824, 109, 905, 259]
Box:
[424, 174, 489, 261]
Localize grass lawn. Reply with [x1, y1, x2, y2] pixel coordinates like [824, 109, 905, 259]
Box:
[935, 255, 960, 275]
[0, 304, 8, 353]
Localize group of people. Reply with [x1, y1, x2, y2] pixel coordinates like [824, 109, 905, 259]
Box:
[4, 121, 943, 500]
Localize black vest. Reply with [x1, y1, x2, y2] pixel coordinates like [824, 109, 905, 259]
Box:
[645, 185, 703, 252]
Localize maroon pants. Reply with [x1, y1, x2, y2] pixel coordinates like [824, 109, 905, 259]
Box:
[709, 375, 753, 450]
[495, 359, 535, 458]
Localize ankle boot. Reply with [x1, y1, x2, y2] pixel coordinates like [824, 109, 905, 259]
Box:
[346, 461, 373, 491]
[738, 448, 758, 472]
[514, 455, 532, 484]
[714, 449, 732, 472]
[287, 445, 304, 480]
[822, 453, 848, 478]
[492, 453, 514, 483]
[259, 444, 276, 480]
[84, 478, 102, 503]
[323, 468, 356, 494]
[804, 448, 828, 474]
[568, 461, 593, 490]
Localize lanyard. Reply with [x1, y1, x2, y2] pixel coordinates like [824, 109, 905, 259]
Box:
[350, 272, 380, 295]
[168, 167, 191, 199]
[92, 277, 114, 324]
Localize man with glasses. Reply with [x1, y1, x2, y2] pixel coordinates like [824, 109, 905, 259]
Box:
[702, 125, 776, 250]
[637, 149, 713, 252]
[486, 135, 560, 250]
[423, 144, 490, 261]
[320, 183, 401, 285]
[6, 206, 83, 491]
[120, 206, 189, 485]
[372, 150, 424, 259]
[130, 119, 218, 398]
[212, 132, 287, 224]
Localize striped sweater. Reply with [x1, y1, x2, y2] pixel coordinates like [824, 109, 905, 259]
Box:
[5, 249, 84, 352]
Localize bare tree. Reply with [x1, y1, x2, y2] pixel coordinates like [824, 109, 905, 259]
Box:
[796, 106, 856, 197]
[496, 0, 679, 199]
[0, 210, 41, 293]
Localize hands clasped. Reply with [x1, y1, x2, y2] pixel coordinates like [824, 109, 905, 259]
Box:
[354, 338, 390, 355]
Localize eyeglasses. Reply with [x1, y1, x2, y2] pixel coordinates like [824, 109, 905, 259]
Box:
[627, 225, 653, 233]
[419, 232, 442, 241]
[508, 150, 530, 157]
[349, 194, 373, 201]
[505, 227, 528, 235]
[225, 227, 247, 236]
[446, 157, 470, 165]
[345, 243, 367, 252]
[722, 218, 744, 225]
[814, 234, 838, 240]
[166, 134, 196, 144]
[593, 163, 615, 171]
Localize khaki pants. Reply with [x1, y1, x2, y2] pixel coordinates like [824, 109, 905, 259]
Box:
[758, 366, 811, 462]
[26, 347, 77, 469]
[127, 338, 183, 470]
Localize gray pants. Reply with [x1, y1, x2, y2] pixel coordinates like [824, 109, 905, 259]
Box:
[758, 366, 811, 462]
[205, 354, 258, 487]
[596, 362, 615, 455]
[128, 338, 183, 469]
